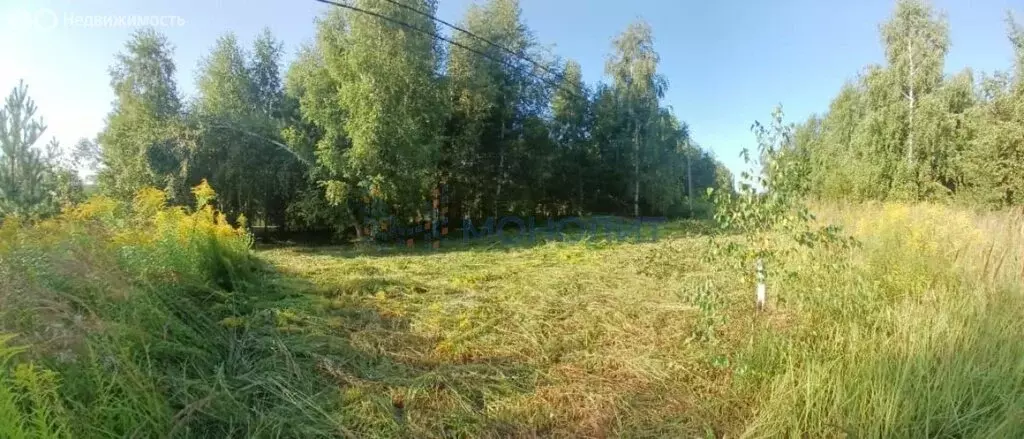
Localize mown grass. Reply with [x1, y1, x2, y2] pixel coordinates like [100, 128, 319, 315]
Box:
[2, 195, 1023, 437]
[258, 203, 1024, 437]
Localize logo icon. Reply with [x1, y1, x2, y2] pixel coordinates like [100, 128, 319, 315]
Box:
[5, 8, 58, 31]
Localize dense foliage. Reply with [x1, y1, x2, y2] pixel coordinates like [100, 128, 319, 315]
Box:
[784, 1, 1024, 207]
[82, 0, 731, 239]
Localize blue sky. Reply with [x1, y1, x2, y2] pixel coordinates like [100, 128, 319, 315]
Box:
[1, 0, 1020, 177]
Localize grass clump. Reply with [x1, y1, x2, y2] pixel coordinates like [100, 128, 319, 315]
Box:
[0, 181, 347, 438]
[742, 203, 1024, 437]
[0, 335, 70, 439]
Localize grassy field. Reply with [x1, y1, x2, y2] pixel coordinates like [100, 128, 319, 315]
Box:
[257, 203, 1024, 437]
[2, 195, 1023, 437]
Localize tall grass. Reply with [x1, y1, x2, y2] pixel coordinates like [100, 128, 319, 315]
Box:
[0, 335, 70, 439]
[3, 190, 1021, 437]
[742, 203, 1024, 437]
[0, 182, 346, 438]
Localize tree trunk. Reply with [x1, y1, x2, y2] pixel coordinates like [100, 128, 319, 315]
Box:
[577, 165, 584, 216]
[450, 185, 463, 237]
[633, 121, 640, 218]
[686, 147, 694, 213]
[348, 202, 364, 242]
[907, 35, 915, 166]
[494, 120, 506, 220]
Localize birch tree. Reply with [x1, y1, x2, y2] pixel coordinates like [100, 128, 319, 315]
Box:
[881, 0, 950, 195]
[97, 29, 189, 202]
[606, 20, 666, 218]
[338, 0, 447, 233]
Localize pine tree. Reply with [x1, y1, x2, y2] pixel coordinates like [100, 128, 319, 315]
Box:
[0, 81, 64, 219]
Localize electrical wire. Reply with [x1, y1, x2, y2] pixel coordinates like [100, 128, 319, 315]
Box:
[312, 0, 583, 100]
[373, 0, 567, 84]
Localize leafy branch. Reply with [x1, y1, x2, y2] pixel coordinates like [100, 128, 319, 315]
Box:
[708, 105, 856, 311]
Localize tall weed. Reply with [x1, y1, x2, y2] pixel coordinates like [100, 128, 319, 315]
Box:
[0, 182, 343, 438]
[743, 203, 1024, 437]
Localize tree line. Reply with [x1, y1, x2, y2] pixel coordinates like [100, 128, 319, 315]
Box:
[781, 0, 1024, 207]
[0, 0, 734, 237]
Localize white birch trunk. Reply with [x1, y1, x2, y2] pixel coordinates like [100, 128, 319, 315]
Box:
[907, 35, 915, 166]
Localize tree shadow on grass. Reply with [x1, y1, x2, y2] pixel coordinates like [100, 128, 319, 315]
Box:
[256, 217, 724, 258]
[272, 218, 716, 260]
[257, 264, 543, 438]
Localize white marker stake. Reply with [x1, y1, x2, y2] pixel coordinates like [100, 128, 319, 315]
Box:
[755, 258, 766, 311]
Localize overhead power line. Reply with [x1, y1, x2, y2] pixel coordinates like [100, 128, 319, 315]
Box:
[205, 121, 314, 167]
[373, 0, 567, 84]
[312, 0, 583, 100]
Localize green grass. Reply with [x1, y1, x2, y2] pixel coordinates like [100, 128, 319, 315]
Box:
[259, 238, 720, 437]
[3, 200, 1023, 437]
[254, 204, 1024, 437]
[0, 193, 352, 437]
